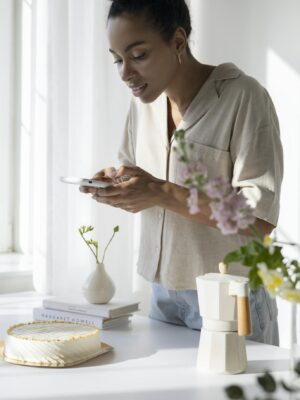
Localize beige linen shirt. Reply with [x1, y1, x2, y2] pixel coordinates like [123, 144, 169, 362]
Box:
[118, 63, 284, 290]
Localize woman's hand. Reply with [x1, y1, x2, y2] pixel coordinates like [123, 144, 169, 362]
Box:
[90, 165, 164, 213]
[79, 167, 117, 194]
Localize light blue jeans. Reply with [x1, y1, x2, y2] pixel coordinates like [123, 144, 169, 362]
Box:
[149, 283, 279, 345]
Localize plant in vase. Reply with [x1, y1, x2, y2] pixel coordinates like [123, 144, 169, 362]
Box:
[79, 225, 119, 304]
[174, 129, 300, 380]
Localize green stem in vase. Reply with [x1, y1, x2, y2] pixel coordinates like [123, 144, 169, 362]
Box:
[101, 226, 119, 264]
[78, 226, 100, 264]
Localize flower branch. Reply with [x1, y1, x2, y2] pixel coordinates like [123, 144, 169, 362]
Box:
[174, 129, 300, 301]
[79, 225, 99, 263]
[79, 225, 120, 265]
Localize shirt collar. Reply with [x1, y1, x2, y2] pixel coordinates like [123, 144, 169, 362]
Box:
[177, 63, 241, 133]
[152, 63, 242, 144]
[210, 62, 241, 81]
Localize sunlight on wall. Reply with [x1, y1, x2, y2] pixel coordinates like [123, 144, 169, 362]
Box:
[266, 49, 300, 260]
[267, 48, 300, 348]
[18, 0, 32, 253]
[32, 0, 48, 287]
[18, 0, 48, 285]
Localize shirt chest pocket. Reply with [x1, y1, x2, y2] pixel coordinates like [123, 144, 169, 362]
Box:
[173, 141, 233, 184]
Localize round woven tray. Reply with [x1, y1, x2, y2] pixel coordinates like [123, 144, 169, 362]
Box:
[0, 340, 112, 368]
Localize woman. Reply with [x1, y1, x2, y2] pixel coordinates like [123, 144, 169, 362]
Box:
[81, 0, 283, 345]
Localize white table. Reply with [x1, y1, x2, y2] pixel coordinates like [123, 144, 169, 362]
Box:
[0, 292, 292, 400]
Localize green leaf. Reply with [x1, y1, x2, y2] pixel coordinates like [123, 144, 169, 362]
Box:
[257, 372, 276, 393]
[196, 175, 206, 187]
[249, 267, 263, 289]
[224, 250, 242, 264]
[79, 225, 86, 234]
[281, 379, 300, 393]
[295, 361, 300, 376]
[114, 225, 119, 233]
[241, 255, 257, 267]
[184, 178, 193, 186]
[224, 385, 245, 399]
[248, 240, 265, 254]
[292, 260, 300, 269]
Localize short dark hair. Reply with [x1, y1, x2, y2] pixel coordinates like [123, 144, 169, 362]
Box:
[107, 0, 192, 43]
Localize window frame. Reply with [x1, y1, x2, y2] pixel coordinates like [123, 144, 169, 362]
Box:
[0, 0, 34, 292]
[0, 0, 17, 254]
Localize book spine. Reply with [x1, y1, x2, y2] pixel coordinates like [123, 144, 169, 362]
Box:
[42, 302, 110, 318]
[102, 316, 131, 329]
[33, 308, 105, 329]
[42, 300, 139, 318]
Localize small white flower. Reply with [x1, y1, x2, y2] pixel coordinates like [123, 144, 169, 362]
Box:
[257, 264, 287, 298]
[279, 289, 300, 303]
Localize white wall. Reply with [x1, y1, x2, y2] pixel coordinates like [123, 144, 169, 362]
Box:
[189, 0, 300, 347]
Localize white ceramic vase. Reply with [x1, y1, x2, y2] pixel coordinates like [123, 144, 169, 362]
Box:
[82, 262, 115, 304]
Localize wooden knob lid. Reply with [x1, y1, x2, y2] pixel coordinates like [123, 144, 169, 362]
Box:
[219, 262, 228, 274]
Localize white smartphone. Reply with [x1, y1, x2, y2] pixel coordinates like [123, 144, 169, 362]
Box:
[60, 176, 113, 188]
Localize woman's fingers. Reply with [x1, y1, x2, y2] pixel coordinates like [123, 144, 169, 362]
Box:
[82, 166, 157, 213]
[79, 185, 96, 193]
[80, 167, 117, 194]
[115, 165, 140, 178]
[91, 193, 139, 213]
[92, 193, 122, 205]
[92, 167, 117, 180]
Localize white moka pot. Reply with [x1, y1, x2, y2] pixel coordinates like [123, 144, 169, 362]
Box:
[196, 263, 252, 374]
[82, 262, 115, 304]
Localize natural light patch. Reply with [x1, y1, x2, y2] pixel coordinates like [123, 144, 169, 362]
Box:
[266, 49, 300, 261]
[32, 0, 48, 278]
[18, 0, 48, 262]
[267, 49, 300, 350]
[21, 0, 32, 133]
[18, 0, 33, 253]
[18, 123, 31, 253]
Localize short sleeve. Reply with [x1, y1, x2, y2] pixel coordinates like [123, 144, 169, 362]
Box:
[230, 83, 284, 226]
[118, 100, 136, 167]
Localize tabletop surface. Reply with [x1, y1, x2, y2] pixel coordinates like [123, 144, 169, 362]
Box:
[0, 292, 292, 400]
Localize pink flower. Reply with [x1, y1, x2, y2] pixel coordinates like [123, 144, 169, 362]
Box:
[187, 187, 200, 214]
[179, 161, 208, 187]
[209, 191, 255, 235]
[204, 176, 232, 199]
[177, 155, 255, 233]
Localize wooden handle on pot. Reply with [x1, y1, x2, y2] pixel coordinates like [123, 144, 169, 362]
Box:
[237, 296, 252, 336]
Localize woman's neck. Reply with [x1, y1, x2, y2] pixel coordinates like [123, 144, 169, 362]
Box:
[165, 56, 215, 117]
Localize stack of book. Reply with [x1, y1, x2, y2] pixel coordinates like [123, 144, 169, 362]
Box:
[33, 296, 140, 329]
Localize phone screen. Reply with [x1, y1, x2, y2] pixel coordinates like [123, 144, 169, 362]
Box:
[60, 177, 112, 188]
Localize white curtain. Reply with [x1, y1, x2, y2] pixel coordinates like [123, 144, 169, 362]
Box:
[33, 0, 139, 303]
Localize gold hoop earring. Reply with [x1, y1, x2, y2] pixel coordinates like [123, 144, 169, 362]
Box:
[177, 54, 182, 65]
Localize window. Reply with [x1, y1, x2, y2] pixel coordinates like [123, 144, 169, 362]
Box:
[0, 0, 15, 254]
[0, 0, 47, 291]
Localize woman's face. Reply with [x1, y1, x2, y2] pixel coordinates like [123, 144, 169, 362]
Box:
[107, 14, 179, 103]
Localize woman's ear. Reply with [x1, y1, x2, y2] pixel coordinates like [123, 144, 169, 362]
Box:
[172, 27, 188, 55]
